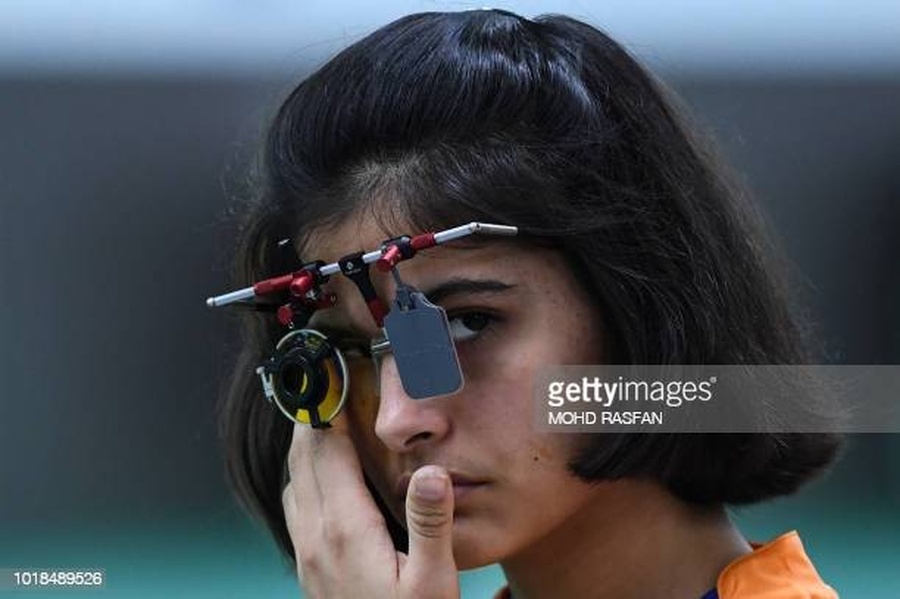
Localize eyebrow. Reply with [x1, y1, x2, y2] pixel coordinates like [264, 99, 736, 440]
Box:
[312, 278, 516, 339]
[421, 278, 517, 304]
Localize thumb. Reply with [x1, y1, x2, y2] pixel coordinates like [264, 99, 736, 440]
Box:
[402, 466, 458, 592]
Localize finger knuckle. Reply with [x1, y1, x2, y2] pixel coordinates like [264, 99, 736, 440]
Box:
[296, 544, 323, 576]
[320, 514, 352, 554]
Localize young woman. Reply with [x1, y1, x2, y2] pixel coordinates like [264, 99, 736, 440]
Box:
[220, 9, 841, 598]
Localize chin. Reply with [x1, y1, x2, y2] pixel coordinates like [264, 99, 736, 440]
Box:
[453, 547, 497, 571]
[450, 520, 508, 570]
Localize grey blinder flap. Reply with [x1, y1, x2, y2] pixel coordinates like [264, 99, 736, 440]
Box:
[382, 271, 463, 399]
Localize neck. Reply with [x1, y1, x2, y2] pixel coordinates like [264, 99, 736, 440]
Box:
[499, 480, 751, 599]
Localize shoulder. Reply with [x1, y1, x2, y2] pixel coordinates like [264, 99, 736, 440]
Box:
[717, 531, 838, 599]
[493, 532, 837, 599]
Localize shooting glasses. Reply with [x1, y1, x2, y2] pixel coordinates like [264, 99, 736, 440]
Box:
[206, 222, 518, 427]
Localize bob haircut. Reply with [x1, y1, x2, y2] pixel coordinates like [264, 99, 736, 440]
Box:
[221, 9, 841, 558]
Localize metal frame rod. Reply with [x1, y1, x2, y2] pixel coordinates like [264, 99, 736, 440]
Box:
[205, 222, 518, 307]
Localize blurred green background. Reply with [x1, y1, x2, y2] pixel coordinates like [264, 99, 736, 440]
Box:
[1, 1, 898, 597]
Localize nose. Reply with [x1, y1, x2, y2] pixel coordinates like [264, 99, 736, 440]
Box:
[373, 353, 451, 452]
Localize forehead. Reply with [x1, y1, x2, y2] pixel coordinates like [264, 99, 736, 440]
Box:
[299, 215, 393, 265]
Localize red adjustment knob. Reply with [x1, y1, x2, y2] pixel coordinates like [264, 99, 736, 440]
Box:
[376, 245, 402, 271]
[254, 274, 294, 296]
[367, 298, 388, 328]
[410, 232, 436, 250]
[289, 273, 314, 297]
[276, 304, 294, 327]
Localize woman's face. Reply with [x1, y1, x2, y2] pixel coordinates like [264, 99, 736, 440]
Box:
[304, 217, 606, 569]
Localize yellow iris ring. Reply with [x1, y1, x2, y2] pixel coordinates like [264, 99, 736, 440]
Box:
[295, 354, 345, 424]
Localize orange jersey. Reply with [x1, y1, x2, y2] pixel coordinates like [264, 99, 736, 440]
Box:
[493, 531, 837, 599]
[716, 531, 837, 598]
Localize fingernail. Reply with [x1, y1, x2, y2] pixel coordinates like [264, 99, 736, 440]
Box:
[414, 468, 448, 503]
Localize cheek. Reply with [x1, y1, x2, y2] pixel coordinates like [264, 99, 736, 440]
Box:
[463, 325, 568, 420]
[344, 356, 379, 428]
[343, 361, 390, 482]
[454, 308, 599, 467]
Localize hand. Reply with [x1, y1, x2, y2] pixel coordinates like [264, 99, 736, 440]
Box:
[282, 422, 460, 598]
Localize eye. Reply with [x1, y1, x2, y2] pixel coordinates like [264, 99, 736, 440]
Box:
[447, 311, 494, 343]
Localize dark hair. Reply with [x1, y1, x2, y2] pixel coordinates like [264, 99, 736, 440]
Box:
[221, 9, 841, 559]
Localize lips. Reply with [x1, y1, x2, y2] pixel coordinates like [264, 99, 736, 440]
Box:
[394, 471, 488, 503]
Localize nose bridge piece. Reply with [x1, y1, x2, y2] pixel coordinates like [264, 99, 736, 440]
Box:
[369, 331, 393, 392]
[370, 331, 392, 358]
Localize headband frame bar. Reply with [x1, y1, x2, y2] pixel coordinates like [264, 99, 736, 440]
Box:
[205, 222, 518, 307]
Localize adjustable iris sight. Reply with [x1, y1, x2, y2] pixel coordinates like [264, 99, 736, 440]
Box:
[206, 222, 518, 428]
